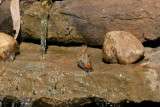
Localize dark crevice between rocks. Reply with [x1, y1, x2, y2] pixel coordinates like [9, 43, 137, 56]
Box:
[16, 28, 23, 45]
[0, 17, 14, 36]
[22, 37, 102, 49]
[87, 45, 102, 49]
[119, 100, 160, 107]
[31, 99, 160, 107]
[1, 95, 160, 107]
[102, 58, 111, 64]
[20, 37, 84, 56]
[22, 38, 83, 47]
[143, 38, 160, 48]
[133, 56, 145, 64]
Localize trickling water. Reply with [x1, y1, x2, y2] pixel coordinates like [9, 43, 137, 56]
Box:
[40, 0, 52, 58]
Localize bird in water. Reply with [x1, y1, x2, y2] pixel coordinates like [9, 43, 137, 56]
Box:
[77, 45, 93, 72]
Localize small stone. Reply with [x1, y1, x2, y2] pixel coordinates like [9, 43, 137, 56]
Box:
[0, 32, 19, 61]
[102, 31, 144, 64]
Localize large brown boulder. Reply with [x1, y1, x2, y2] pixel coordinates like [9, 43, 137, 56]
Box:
[1, 0, 160, 45]
[61, 0, 160, 45]
[102, 31, 145, 64]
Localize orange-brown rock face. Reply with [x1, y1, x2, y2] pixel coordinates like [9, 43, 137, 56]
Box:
[0, 32, 19, 61]
[102, 31, 145, 64]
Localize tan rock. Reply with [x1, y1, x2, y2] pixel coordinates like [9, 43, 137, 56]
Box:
[0, 32, 19, 61]
[1, 0, 160, 45]
[102, 31, 144, 64]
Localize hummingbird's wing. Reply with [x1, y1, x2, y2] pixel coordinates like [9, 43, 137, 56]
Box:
[77, 59, 92, 72]
[77, 60, 86, 69]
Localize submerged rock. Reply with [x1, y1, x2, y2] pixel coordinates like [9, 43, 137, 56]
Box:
[0, 32, 19, 61]
[102, 31, 144, 64]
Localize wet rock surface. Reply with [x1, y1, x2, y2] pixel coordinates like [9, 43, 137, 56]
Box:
[0, 42, 160, 106]
[1, 0, 160, 106]
[102, 31, 144, 64]
[1, 0, 160, 45]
